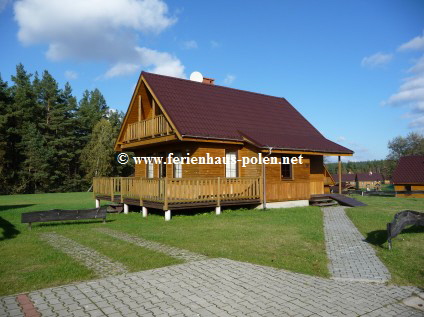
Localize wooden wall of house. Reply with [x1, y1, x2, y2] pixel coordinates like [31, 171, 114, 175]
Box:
[119, 81, 165, 143]
[133, 141, 327, 202]
[265, 154, 324, 201]
[395, 184, 424, 198]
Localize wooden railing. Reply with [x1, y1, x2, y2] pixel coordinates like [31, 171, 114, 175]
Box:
[93, 177, 261, 207]
[124, 115, 172, 142]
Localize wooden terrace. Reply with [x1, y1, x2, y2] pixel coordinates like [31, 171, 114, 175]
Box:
[93, 177, 262, 213]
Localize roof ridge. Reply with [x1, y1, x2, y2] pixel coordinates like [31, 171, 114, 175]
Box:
[142, 71, 287, 101]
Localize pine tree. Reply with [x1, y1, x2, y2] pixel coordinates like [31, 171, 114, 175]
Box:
[80, 119, 116, 183]
[0, 75, 12, 194]
[8, 64, 37, 193]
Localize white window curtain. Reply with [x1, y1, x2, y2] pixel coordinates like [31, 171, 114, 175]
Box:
[173, 152, 182, 178]
[225, 151, 237, 178]
[146, 154, 154, 178]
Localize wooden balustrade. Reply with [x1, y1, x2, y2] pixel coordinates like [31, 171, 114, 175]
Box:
[124, 115, 172, 142]
[93, 177, 261, 206]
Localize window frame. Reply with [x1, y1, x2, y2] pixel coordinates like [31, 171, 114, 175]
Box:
[281, 156, 294, 180]
[225, 150, 238, 178]
[146, 153, 154, 178]
[173, 151, 183, 178]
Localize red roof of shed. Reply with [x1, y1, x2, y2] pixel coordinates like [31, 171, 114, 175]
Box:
[392, 155, 424, 184]
[143, 72, 353, 154]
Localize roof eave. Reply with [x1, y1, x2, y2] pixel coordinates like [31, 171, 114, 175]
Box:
[182, 134, 353, 155]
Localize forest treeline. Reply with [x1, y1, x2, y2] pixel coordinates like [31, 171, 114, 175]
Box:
[1, 64, 423, 194]
[326, 132, 424, 179]
[0, 64, 133, 195]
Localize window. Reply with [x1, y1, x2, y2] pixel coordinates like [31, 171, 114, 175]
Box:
[173, 151, 182, 178]
[225, 150, 238, 178]
[405, 185, 411, 192]
[281, 157, 293, 179]
[146, 153, 154, 178]
[159, 152, 167, 178]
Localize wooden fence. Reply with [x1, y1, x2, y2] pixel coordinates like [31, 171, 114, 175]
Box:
[93, 177, 261, 207]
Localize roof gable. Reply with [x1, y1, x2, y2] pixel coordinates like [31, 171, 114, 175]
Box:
[141, 72, 353, 154]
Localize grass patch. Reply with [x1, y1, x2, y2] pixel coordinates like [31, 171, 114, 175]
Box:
[65, 230, 182, 272]
[0, 192, 328, 295]
[346, 195, 424, 287]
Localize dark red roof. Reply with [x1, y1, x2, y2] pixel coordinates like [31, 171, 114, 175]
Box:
[332, 174, 356, 182]
[392, 155, 424, 184]
[356, 173, 384, 182]
[143, 72, 353, 154]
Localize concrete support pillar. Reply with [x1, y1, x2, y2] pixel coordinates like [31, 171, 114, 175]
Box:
[142, 206, 148, 218]
[124, 204, 129, 214]
[95, 199, 100, 208]
[165, 210, 171, 221]
[215, 206, 221, 215]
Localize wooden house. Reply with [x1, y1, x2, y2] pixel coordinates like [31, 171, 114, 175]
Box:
[93, 72, 353, 220]
[332, 172, 385, 189]
[392, 155, 424, 198]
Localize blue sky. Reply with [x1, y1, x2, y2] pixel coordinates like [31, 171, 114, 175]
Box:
[1, 0, 423, 161]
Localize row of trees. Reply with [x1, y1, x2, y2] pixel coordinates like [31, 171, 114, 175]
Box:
[326, 132, 424, 179]
[0, 64, 132, 194]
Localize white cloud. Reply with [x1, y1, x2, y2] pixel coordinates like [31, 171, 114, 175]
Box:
[181, 40, 198, 50]
[64, 70, 78, 80]
[398, 32, 424, 51]
[210, 40, 220, 48]
[14, 0, 185, 78]
[135, 47, 185, 78]
[336, 136, 346, 142]
[361, 52, 393, 68]
[105, 63, 140, 78]
[382, 32, 424, 131]
[223, 74, 235, 85]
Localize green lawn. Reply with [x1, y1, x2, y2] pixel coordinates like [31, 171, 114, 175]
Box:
[0, 192, 328, 296]
[346, 195, 424, 287]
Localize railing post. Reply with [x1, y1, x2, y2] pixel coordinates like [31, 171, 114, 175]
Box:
[139, 177, 144, 206]
[259, 175, 264, 203]
[110, 178, 114, 202]
[120, 177, 123, 203]
[151, 100, 155, 138]
[217, 177, 221, 207]
[163, 177, 168, 210]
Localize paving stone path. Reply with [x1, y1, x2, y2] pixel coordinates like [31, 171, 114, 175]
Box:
[1, 258, 422, 317]
[322, 206, 391, 283]
[39, 233, 129, 278]
[96, 228, 208, 262]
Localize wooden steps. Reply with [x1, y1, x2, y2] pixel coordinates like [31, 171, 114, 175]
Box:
[310, 194, 367, 207]
[309, 197, 338, 207]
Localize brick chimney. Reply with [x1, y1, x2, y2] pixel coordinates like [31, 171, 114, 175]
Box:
[202, 77, 215, 85]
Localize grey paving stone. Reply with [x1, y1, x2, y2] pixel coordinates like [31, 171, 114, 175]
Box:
[322, 206, 391, 282]
[2, 258, 420, 316]
[95, 228, 208, 262]
[39, 232, 128, 278]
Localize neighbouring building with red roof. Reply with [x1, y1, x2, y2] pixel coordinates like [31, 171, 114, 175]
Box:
[93, 72, 353, 220]
[392, 155, 424, 198]
[332, 172, 387, 189]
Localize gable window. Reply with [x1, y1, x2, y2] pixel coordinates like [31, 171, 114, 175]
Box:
[225, 150, 238, 178]
[146, 153, 154, 178]
[173, 151, 182, 178]
[281, 157, 293, 180]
